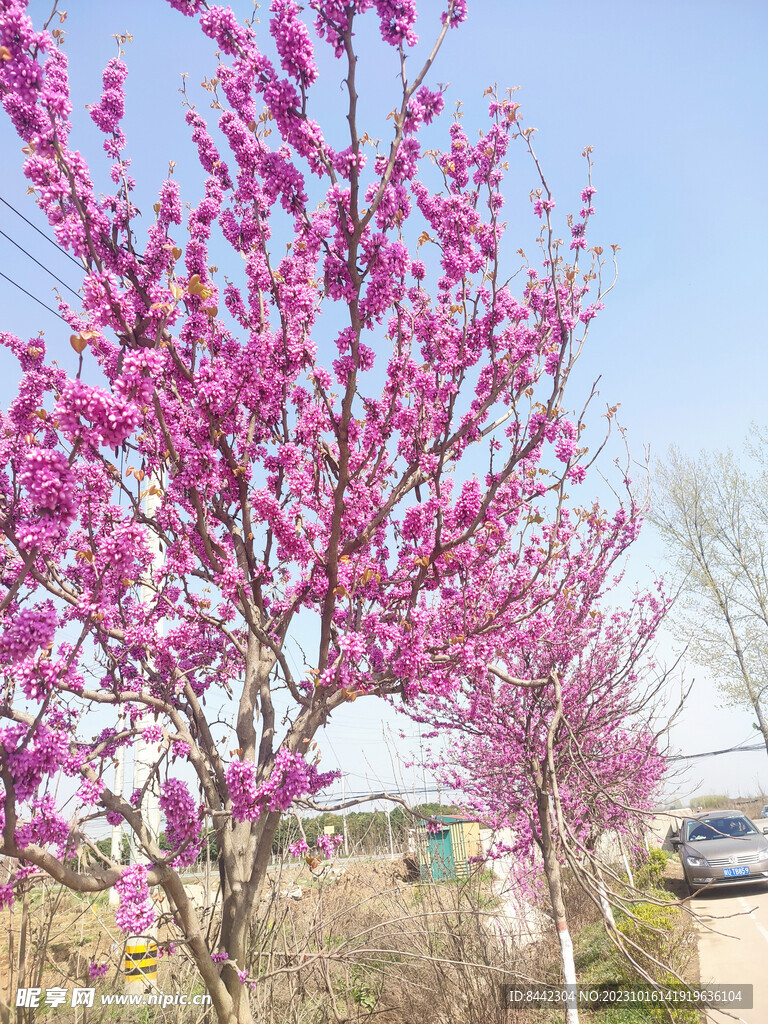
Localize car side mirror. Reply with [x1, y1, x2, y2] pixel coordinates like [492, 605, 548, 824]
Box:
[670, 836, 682, 848]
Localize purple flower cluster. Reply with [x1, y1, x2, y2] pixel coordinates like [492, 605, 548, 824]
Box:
[270, 0, 318, 86]
[374, 0, 418, 47]
[15, 794, 70, 856]
[0, 601, 56, 665]
[18, 448, 77, 520]
[441, 0, 468, 27]
[89, 57, 128, 157]
[554, 420, 577, 463]
[316, 832, 344, 857]
[226, 749, 339, 822]
[55, 379, 142, 448]
[77, 776, 104, 807]
[3, 723, 72, 802]
[142, 724, 162, 743]
[167, 0, 203, 14]
[0, 1, 48, 116]
[114, 864, 155, 934]
[159, 779, 202, 867]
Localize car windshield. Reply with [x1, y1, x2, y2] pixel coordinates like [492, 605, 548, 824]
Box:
[686, 817, 758, 841]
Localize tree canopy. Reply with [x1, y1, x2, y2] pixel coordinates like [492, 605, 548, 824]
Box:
[0, 1, 649, 1020]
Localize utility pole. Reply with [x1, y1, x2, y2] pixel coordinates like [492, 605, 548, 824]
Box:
[108, 735, 125, 906]
[131, 477, 163, 852]
[419, 726, 429, 808]
[124, 476, 163, 994]
[341, 774, 349, 857]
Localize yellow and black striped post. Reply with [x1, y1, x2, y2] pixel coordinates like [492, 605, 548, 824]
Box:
[124, 940, 158, 991]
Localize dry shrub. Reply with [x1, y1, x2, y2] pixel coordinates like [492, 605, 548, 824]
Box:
[1, 859, 544, 1024]
[244, 859, 536, 1024]
[0, 875, 213, 1024]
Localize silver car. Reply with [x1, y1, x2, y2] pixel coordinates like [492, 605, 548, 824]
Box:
[673, 811, 768, 895]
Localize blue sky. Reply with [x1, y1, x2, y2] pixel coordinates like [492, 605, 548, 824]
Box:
[2, 0, 767, 806]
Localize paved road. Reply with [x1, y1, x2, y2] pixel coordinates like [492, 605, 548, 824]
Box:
[695, 881, 768, 1023]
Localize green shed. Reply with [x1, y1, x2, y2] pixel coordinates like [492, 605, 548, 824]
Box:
[415, 816, 483, 881]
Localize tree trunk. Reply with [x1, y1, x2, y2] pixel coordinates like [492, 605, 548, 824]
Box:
[718, 599, 768, 759]
[595, 867, 616, 928]
[220, 966, 254, 1024]
[216, 810, 283, 1024]
[537, 788, 579, 1024]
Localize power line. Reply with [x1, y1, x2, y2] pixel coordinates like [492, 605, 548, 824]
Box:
[0, 228, 80, 299]
[319, 783, 453, 802]
[0, 269, 69, 322]
[0, 194, 83, 268]
[668, 742, 766, 763]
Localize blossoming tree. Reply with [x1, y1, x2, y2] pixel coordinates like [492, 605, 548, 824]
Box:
[424, 540, 669, 1022]
[1, 0, 618, 1020]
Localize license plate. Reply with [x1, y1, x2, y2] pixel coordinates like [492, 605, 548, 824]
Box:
[723, 866, 750, 877]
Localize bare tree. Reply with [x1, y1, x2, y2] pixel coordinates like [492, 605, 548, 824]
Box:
[653, 442, 768, 756]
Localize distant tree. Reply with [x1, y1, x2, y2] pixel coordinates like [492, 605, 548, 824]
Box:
[654, 442, 768, 757]
[96, 834, 130, 864]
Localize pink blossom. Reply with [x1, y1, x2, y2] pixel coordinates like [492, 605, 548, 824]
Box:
[374, 0, 418, 47]
[0, 602, 57, 664]
[226, 750, 339, 822]
[15, 795, 70, 856]
[0, 884, 14, 910]
[270, 0, 318, 86]
[114, 864, 155, 934]
[142, 724, 162, 744]
[316, 832, 344, 857]
[159, 779, 202, 866]
[55, 379, 141, 448]
[18, 449, 77, 520]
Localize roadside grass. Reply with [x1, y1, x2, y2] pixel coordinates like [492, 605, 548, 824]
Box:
[527, 848, 702, 1024]
[531, 909, 700, 1023]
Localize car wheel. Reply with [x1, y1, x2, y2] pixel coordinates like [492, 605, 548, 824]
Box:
[683, 872, 696, 897]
